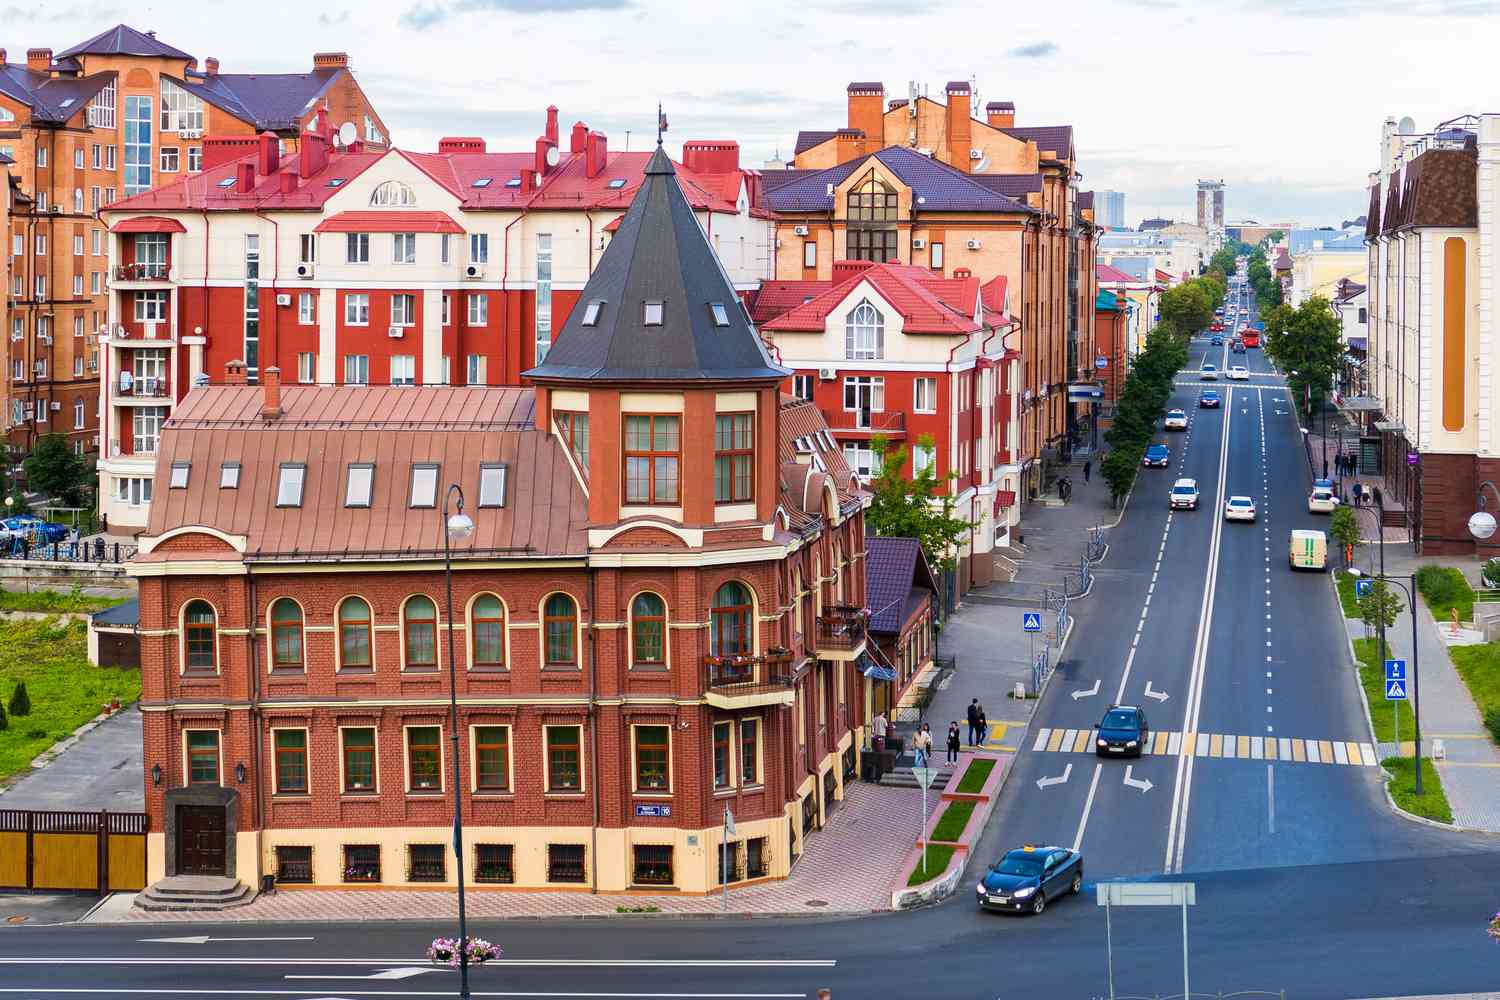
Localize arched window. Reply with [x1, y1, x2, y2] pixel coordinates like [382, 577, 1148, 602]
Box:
[339, 597, 373, 669]
[631, 593, 666, 666]
[403, 596, 437, 669]
[709, 582, 753, 659]
[844, 300, 884, 360]
[369, 180, 415, 207]
[471, 595, 505, 669]
[270, 598, 304, 670]
[183, 600, 216, 670]
[543, 593, 578, 667]
[846, 175, 898, 262]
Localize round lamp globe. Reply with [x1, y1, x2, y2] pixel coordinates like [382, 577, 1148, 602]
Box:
[1468, 510, 1497, 541]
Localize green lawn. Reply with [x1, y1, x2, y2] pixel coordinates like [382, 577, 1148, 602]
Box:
[1382, 756, 1453, 824]
[1353, 637, 1415, 743]
[0, 587, 126, 614]
[1447, 642, 1500, 743]
[906, 844, 956, 886]
[1334, 570, 1361, 618]
[954, 757, 996, 794]
[0, 619, 140, 783]
[1415, 565, 1475, 623]
[930, 800, 976, 843]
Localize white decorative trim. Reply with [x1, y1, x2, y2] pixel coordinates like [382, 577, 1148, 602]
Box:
[139, 525, 248, 555]
[588, 520, 703, 549]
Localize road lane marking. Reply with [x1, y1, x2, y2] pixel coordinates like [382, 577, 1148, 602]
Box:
[1033, 728, 1050, 751]
[1360, 743, 1377, 765]
[1318, 739, 1335, 762]
[1072, 763, 1103, 851]
[1209, 733, 1223, 757]
[1265, 738, 1278, 760]
[1072, 730, 1091, 753]
[1267, 764, 1276, 834]
[1047, 729, 1065, 752]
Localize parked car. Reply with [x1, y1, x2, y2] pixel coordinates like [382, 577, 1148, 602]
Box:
[1308, 487, 1340, 513]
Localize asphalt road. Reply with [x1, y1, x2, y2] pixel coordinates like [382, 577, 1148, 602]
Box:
[3, 276, 1498, 999]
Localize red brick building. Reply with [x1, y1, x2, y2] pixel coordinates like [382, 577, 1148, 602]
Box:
[133, 146, 875, 896]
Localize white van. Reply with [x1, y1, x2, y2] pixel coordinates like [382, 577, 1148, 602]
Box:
[1289, 529, 1327, 571]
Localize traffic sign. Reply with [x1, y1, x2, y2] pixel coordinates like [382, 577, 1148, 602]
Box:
[1384, 659, 1406, 681]
[1022, 612, 1043, 632]
[1385, 678, 1407, 701]
[1095, 356, 1109, 370]
[910, 766, 939, 790]
[1355, 578, 1373, 598]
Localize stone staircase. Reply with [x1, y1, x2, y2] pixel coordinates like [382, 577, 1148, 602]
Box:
[878, 759, 958, 791]
[135, 875, 255, 912]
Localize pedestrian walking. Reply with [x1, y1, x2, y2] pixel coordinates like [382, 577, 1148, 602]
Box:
[1083, 460, 1092, 483]
[976, 704, 989, 747]
[913, 724, 933, 768]
[946, 721, 961, 765]
[966, 698, 980, 747]
[872, 710, 888, 751]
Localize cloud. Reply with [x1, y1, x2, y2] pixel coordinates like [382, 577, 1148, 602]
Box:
[1252, 0, 1495, 13]
[401, 0, 633, 29]
[0, 2, 120, 19]
[317, 9, 350, 25]
[1009, 41, 1058, 58]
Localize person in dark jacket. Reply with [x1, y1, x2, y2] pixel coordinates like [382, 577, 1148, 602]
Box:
[966, 699, 980, 746]
[946, 721, 962, 765]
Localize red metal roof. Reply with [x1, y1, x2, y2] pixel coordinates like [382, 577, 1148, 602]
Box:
[761, 263, 981, 336]
[749, 280, 834, 325]
[109, 216, 187, 234]
[1095, 263, 1137, 283]
[313, 210, 464, 234]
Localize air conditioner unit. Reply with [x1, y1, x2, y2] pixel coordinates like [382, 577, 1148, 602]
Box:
[464, 264, 485, 279]
[912, 238, 927, 250]
[40, 335, 52, 345]
[387, 326, 404, 339]
[295, 262, 314, 279]
[50, 401, 60, 411]
[793, 225, 809, 237]
[275, 293, 292, 307]
[180, 129, 202, 140]
[967, 238, 982, 250]
[818, 366, 837, 381]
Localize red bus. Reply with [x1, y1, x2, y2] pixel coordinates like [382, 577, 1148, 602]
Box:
[1241, 328, 1261, 348]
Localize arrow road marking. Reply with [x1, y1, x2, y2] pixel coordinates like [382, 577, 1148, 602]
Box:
[141, 936, 316, 945]
[286, 967, 438, 981]
[1123, 766, 1154, 793]
[1036, 763, 1072, 790]
[1144, 681, 1169, 702]
[1071, 679, 1100, 701]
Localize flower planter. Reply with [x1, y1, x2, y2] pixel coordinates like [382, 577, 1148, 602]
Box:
[428, 936, 501, 968]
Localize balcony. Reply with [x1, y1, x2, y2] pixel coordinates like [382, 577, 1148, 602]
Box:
[818, 408, 905, 439]
[702, 650, 796, 710]
[112, 263, 171, 284]
[115, 375, 170, 403]
[815, 605, 868, 661]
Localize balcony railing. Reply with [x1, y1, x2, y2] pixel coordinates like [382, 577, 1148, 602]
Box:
[815, 605, 868, 656]
[117, 376, 168, 398]
[819, 408, 905, 436]
[702, 649, 796, 707]
[112, 263, 169, 282]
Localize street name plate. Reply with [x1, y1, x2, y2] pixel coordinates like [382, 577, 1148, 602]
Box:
[910, 767, 939, 790]
[1096, 882, 1196, 907]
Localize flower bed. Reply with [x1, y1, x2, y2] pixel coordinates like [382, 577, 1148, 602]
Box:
[428, 936, 501, 968]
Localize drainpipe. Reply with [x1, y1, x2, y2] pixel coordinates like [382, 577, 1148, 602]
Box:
[253, 208, 280, 370]
[585, 558, 600, 894]
[246, 571, 265, 864]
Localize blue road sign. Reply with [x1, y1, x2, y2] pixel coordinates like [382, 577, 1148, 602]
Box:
[1022, 612, 1043, 633]
[1355, 579, 1373, 597]
[1385, 659, 1406, 681]
[1385, 678, 1407, 701]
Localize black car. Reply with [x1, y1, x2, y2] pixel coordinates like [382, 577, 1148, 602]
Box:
[1096, 705, 1149, 757]
[976, 845, 1084, 915]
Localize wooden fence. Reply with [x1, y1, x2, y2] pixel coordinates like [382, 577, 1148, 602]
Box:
[0, 810, 148, 894]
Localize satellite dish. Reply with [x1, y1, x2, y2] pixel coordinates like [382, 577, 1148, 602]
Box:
[1398, 116, 1416, 135]
[337, 121, 357, 147]
[546, 145, 561, 168]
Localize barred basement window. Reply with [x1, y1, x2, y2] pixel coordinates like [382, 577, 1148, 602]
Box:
[474, 844, 514, 884]
[718, 840, 743, 885]
[547, 844, 586, 883]
[343, 845, 380, 883]
[407, 844, 446, 883]
[632, 844, 673, 886]
[746, 836, 770, 879]
[274, 846, 312, 884]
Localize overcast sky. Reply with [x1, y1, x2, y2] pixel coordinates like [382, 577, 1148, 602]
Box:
[15, 0, 1500, 227]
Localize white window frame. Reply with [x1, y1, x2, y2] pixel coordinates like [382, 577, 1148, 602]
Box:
[392, 232, 416, 264]
[914, 377, 937, 413]
[390, 294, 416, 328]
[344, 293, 370, 326]
[297, 352, 315, 384]
[390, 355, 416, 386]
[343, 354, 370, 385]
[346, 232, 370, 264]
[298, 293, 316, 325]
[844, 300, 884, 360]
[467, 293, 487, 325]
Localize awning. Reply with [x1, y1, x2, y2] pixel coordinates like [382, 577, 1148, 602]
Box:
[1374, 420, 1406, 434]
[1339, 395, 1382, 412]
[1345, 337, 1368, 350]
[314, 210, 464, 235]
[995, 489, 1017, 512]
[860, 657, 897, 682]
[110, 216, 186, 234]
[603, 214, 626, 233]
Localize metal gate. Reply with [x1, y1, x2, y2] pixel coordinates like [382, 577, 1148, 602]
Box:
[0, 810, 149, 894]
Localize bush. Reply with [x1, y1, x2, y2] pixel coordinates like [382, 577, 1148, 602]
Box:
[1486, 709, 1500, 744]
[0, 701, 7, 731]
[1415, 565, 1475, 621]
[1483, 559, 1500, 590]
[7, 681, 30, 717]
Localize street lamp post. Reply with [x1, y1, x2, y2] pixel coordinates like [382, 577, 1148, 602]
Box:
[442, 484, 476, 999]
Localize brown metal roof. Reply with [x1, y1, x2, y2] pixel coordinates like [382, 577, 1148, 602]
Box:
[1391, 148, 1477, 231]
[145, 385, 588, 562]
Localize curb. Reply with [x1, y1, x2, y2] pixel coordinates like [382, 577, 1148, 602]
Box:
[86, 906, 898, 926]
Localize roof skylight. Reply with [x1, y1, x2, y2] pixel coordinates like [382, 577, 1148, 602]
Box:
[325, 178, 346, 188]
[504, 178, 521, 188]
[472, 177, 492, 188]
[219, 463, 240, 489]
[643, 300, 664, 326]
[409, 463, 438, 508]
[581, 299, 604, 327]
[607, 178, 627, 189]
[169, 462, 190, 489]
[345, 463, 373, 508]
[478, 464, 507, 508]
[276, 464, 306, 508]
[709, 302, 730, 328]
[216, 177, 236, 188]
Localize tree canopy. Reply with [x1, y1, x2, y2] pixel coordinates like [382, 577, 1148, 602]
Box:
[1262, 296, 1343, 411]
[22, 434, 89, 507]
[866, 434, 971, 573]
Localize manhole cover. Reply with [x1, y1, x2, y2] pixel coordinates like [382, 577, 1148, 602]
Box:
[804, 899, 828, 907]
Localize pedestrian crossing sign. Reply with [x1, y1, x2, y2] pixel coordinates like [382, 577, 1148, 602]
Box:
[1022, 612, 1043, 632]
[1385, 679, 1407, 701]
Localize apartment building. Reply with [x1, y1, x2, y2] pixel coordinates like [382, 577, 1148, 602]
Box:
[96, 107, 773, 530]
[751, 259, 1018, 590]
[133, 148, 875, 895]
[0, 24, 389, 460]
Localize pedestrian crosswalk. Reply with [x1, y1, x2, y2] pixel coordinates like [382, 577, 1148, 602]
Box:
[1029, 727, 1377, 767]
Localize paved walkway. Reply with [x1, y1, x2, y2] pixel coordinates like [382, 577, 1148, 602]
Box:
[97, 782, 919, 923]
[1350, 550, 1500, 832]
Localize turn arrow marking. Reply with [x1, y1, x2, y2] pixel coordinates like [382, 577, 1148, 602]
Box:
[1036, 763, 1072, 790]
[1071, 679, 1100, 701]
[285, 967, 438, 981]
[1123, 766, 1153, 793]
[1144, 681, 1169, 702]
[141, 936, 315, 945]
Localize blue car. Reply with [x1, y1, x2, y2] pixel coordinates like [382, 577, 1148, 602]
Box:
[1143, 444, 1170, 467]
[1199, 390, 1221, 408]
[1210, 335, 1223, 346]
[976, 845, 1084, 915]
[1096, 704, 1150, 757]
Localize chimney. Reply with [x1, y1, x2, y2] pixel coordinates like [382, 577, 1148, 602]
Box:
[985, 101, 1015, 129]
[260, 366, 282, 421]
[313, 52, 349, 70]
[846, 82, 884, 148]
[585, 131, 607, 179]
[298, 125, 329, 179]
[204, 56, 220, 76]
[26, 48, 51, 73]
[438, 136, 486, 154]
[570, 121, 587, 154]
[256, 131, 280, 176]
[832, 259, 876, 284]
[833, 128, 867, 164]
[235, 161, 256, 194]
[202, 136, 256, 171]
[519, 168, 537, 194]
[535, 136, 557, 176]
[945, 81, 972, 172]
[279, 171, 298, 195]
[545, 105, 559, 147]
[225, 360, 247, 385]
[681, 140, 739, 174]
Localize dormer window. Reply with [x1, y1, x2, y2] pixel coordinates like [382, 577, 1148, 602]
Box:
[643, 301, 664, 326]
[169, 462, 190, 489]
[409, 463, 439, 508]
[276, 463, 306, 508]
[219, 462, 240, 489]
[709, 302, 730, 328]
[581, 300, 604, 327]
[471, 177, 492, 188]
[369, 180, 415, 207]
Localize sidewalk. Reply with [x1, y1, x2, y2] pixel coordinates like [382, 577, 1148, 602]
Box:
[1355, 549, 1500, 832]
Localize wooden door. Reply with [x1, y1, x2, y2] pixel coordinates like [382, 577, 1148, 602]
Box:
[177, 805, 226, 876]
